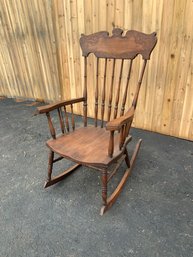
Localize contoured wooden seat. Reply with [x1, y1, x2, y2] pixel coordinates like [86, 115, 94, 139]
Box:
[46, 127, 127, 168]
[36, 28, 157, 215]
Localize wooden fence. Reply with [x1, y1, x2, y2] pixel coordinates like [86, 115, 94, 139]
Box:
[0, 0, 193, 140]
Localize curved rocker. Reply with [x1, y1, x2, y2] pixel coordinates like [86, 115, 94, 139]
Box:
[100, 139, 142, 215]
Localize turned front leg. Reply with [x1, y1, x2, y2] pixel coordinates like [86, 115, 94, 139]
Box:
[101, 169, 108, 206]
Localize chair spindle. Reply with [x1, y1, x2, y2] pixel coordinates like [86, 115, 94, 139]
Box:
[119, 125, 125, 150]
[114, 59, 124, 119]
[70, 104, 75, 131]
[101, 58, 107, 128]
[95, 58, 99, 127]
[63, 106, 70, 132]
[83, 57, 87, 127]
[125, 120, 132, 139]
[120, 60, 133, 116]
[132, 60, 147, 109]
[107, 59, 116, 121]
[46, 112, 56, 139]
[57, 108, 65, 134]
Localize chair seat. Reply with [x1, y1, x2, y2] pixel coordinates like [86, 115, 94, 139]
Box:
[46, 126, 126, 168]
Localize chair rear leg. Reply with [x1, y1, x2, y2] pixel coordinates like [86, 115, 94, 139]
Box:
[47, 150, 54, 182]
[124, 148, 130, 168]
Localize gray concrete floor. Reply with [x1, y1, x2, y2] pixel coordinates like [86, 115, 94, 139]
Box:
[0, 98, 193, 257]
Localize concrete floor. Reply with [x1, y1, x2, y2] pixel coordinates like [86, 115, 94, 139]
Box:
[0, 98, 193, 257]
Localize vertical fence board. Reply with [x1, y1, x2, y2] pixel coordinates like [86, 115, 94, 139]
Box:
[0, 0, 193, 140]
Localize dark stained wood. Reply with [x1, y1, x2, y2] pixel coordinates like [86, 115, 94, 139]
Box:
[53, 156, 64, 163]
[132, 59, 147, 109]
[120, 59, 133, 116]
[44, 164, 81, 188]
[47, 150, 54, 181]
[106, 107, 134, 131]
[107, 59, 116, 121]
[63, 105, 70, 132]
[70, 104, 75, 130]
[124, 120, 132, 139]
[100, 139, 142, 215]
[95, 58, 99, 127]
[80, 28, 157, 60]
[37, 27, 157, 215]
[101, 169, 108, 207]
[57, 108, 65, 134]
[46, 113, 56, 139]
[107, 154, 126, 182]
[83, 57, 87, 127]
[46, 127, 126, 168]
[108, 131, 115, 158]
[36, 97, 85, 114]
[124, 148, 130, 168]
[101, 58, 107, 128]
[119, 125, 125, 150]
[114, 59, 124, 119]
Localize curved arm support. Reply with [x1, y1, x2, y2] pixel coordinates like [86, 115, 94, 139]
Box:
[106, 107, 134, 131]
[34, 97, 85, 115]
[107, 107, 135, 157]
[35, 97, 85, 137]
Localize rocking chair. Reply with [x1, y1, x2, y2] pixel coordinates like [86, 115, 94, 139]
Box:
[36, 28, 157, 215]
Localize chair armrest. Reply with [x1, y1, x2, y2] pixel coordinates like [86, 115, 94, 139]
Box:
[35, 97, 85, 114]
[106, 107, 134, 131]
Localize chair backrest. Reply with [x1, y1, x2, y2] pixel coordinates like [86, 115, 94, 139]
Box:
[80, 28, 157, 127]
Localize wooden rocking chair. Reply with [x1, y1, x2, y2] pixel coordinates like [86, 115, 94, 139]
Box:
[36, 28, 157, 215]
